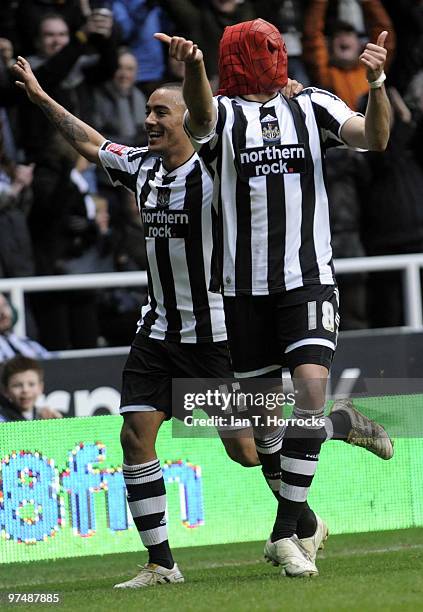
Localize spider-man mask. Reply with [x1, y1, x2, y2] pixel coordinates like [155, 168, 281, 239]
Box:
[217, 19, 288, 96]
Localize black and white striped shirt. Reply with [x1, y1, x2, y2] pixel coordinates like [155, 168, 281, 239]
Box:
[99, 142, 226, 343]
[0, 332, 51, 362]
[185, 88, 360, 296]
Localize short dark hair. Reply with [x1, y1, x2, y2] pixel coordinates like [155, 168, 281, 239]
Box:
[157, 82, 183, 93]
[37, 12, 69, 36]
[1, 357, 44, 387]
[152, 82, 185, 108]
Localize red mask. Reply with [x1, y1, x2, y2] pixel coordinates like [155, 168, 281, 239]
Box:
[217, 19, 288, 96]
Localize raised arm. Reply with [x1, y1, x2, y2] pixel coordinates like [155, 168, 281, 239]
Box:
[302, 0, 332, 90]
[341, 31, 390, 151]
[154, 33, 216, 137]
[13, 56, 104, 165]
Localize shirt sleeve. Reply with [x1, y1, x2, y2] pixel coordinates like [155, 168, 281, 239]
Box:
[98, 141, 149, 192]
[308, 88, 364, 150]
[183, 97, 222, 162]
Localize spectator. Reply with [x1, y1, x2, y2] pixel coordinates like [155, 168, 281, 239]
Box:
[91, 47, 147, 224]
[114, 192, 147, 274]
[14, 0, 84, 56]
[97, 191, 148, 346]
[0, 37, 27, 164]
[325, 147, 370, 329]
[406, 71, 423, 117]
[361, 88, 423, 327]
[406, 71, 423, 171]
[303, 0, 395, 110]
[29, 135, 103, 350]
[0, 37, 14, 70]
[18, 11, 118, 162]
[0, 119, 34, 279]
[57, 186, 117, 276]
[0, 294, 50, 361]
[0, 356, 61, 422]
[112, 0, 167, 97]
[92, 48, 147, 147]
[29, 135, 94, 276]
[0, 39, 19, 160]
[159, 0, 257, 90]
[382, 0, 423, 95]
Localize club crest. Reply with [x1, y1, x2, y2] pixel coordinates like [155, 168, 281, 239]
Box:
[157, 187, 171, 209]
[262, 122, 281, 144]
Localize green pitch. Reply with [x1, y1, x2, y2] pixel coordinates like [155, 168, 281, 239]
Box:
[1, 529, 422, 611]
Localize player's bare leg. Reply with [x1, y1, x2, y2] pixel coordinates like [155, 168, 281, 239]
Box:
[219, 430, 260, 467]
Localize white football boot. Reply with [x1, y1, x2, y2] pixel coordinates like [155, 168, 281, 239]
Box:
[114, 563, 184, 588]
[299, 514, 329, 563]
[331, 398, 394, 460]
[264, 535, 318, 577]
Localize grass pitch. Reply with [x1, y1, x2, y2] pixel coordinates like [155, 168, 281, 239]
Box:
[1, 529, 422, 611]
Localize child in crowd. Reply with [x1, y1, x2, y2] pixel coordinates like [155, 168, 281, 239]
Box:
[0, 356, 61, 422]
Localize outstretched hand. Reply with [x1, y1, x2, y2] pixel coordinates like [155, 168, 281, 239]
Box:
[360, 31, 388, 83]
[13, 56, 44, 103]
[154, 33, 203, 64]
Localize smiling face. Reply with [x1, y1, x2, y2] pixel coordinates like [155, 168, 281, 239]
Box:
[6, 370, 44, 414]
[145, 87, 190, 155]
[38, 17, 70, 58]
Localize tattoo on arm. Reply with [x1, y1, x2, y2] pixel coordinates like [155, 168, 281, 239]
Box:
[40, 101, 90, 143]
[60, 117, 90, 143]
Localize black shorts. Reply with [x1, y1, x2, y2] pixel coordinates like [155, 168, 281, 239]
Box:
[223, 284, 339, 377]
[120, 333, 232, 419]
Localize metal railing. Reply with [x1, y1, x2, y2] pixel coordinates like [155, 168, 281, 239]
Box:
[335, 253, 423, 329]
[0, 253, 422, 336]
[0, 271, 147, 336]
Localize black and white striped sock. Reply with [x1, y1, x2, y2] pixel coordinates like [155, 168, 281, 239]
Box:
[123, 459, 174, 569]
[254, 426, 285, 496]
[255, 425, 317, 538]
[272, 406, 326, 542]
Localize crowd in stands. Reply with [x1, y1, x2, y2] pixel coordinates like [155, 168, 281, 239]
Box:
[0, 0, 422, 351]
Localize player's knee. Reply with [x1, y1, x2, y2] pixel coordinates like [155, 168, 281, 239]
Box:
[296, 388, 324, 411]
[237, 453, 260, 467]
[225, 443, 260, 467]
[120, 422, 155, 463]
[293, 365, 329, 409]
